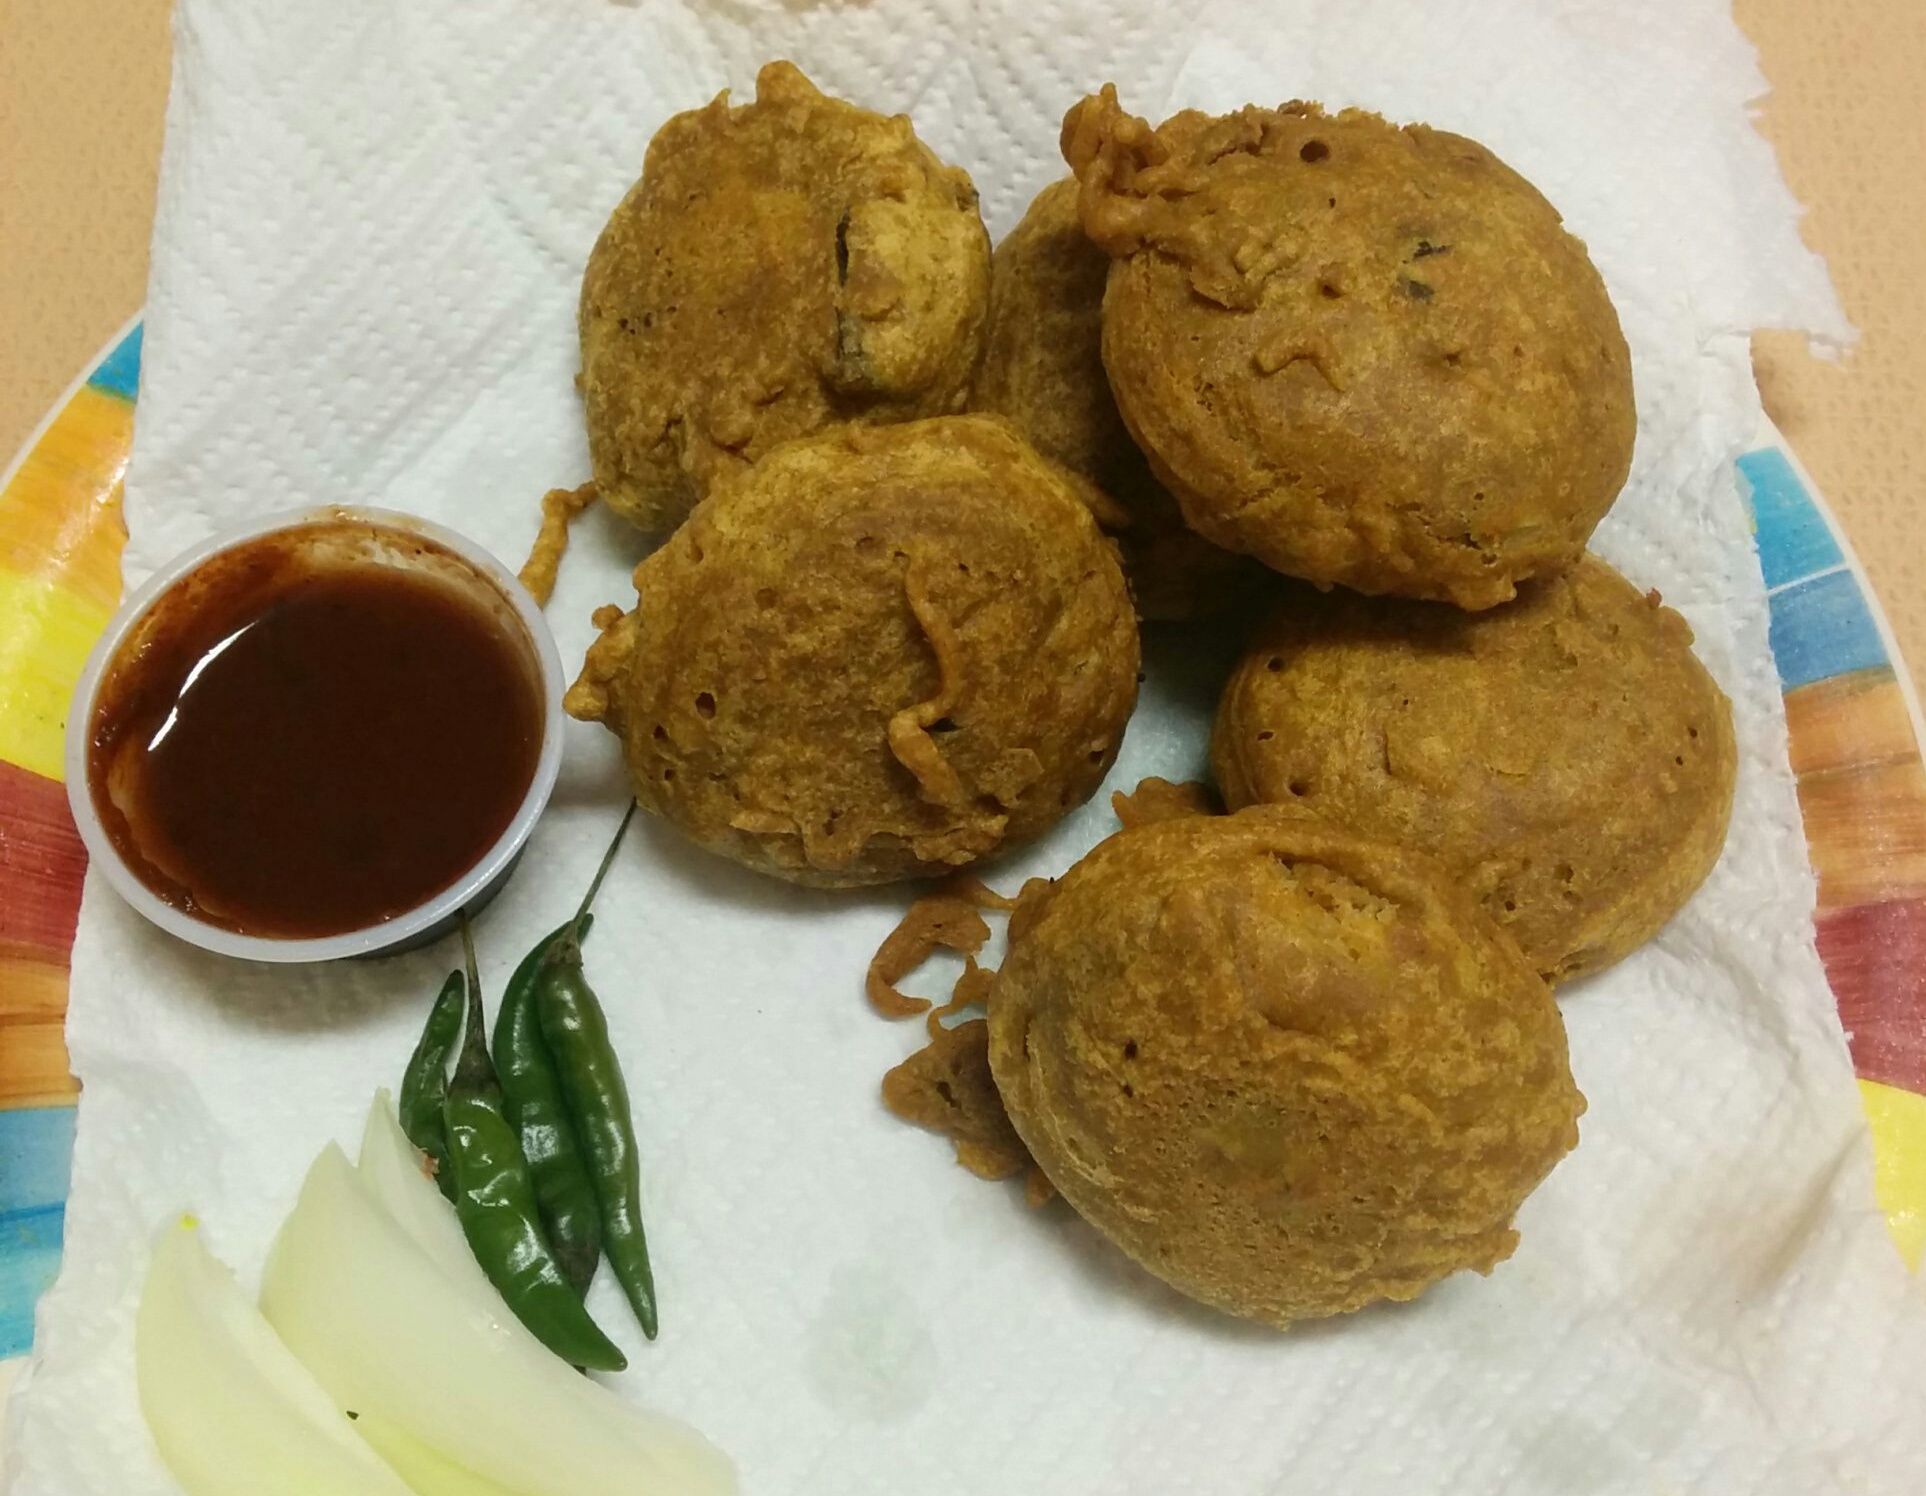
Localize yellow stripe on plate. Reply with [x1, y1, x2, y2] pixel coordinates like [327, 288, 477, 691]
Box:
[1860, 1078, 1926, 1270]
[0, 1017, 78, 1109]
[0, 385, 131, 618]
[0, 565, 112, 782]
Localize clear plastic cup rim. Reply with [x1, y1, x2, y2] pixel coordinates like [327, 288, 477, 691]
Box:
[64, 505, 565, 964]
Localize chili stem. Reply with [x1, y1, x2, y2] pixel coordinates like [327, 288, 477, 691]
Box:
[557, 803, 637, 960]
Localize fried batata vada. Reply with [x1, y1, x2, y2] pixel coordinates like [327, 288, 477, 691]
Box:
[987, 807, 1584, 1327]
[565, 416, 1140, 886]
[1212, 556, 1736, 983]
[1062, 88, 1635, 609]
[973, 178, 1258, 621]
[580, 61, 991, 533]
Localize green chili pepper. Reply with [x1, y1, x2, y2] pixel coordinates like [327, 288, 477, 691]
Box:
[493, 913, 601, 1296]
[538, 804, 659, 1341]
[443, 913, 628, 1373]
[399, 971, 465, 1201]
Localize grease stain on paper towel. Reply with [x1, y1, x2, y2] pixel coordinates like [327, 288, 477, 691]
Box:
[803, 1265, 937, 1422]
[1511, 1377, 1703, 1493]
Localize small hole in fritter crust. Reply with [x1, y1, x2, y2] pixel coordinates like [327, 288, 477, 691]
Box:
[652, 724, 668, 743]
[695, 691, 716, 719]
[1320, 281, 1343, 299]
[1267, 656, 1284, 672]
[1288, 779, 1309, 797]
[755, 586, 778, 609]
[1123, 1040, 1138, 1060]
[1256, 730, 1274, 742]
[1299, 139, 1329, 162]
[662, 768, 677, 782]
[931, 717, 958, 734]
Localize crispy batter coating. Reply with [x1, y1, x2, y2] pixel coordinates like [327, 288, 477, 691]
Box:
[580, 61, 991, 533]
[987, 807, 1584, 1327]
[1062, 88, 1635, 609]
[566, 416, 1140, 886]
[1213, 556, 1737, 983]
[973, 179, 1260, 620]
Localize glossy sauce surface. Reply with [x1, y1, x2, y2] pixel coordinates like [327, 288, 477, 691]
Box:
[89, 533, 542, 939]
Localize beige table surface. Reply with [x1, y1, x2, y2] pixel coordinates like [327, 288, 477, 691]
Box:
[3, 0, 1921, 688]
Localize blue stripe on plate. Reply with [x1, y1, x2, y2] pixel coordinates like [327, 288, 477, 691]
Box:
[1769, 568, 1890, 691]
[1738, 446, 1844, 591]
[0, 1105, 76, 1357]
[0, 1105, 77, 1215]
[84, 322, 143, 403]
[0, 1203, 65, 1358]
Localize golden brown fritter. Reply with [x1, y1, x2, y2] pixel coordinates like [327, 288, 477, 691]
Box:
[1212, 556, 1736, 983]
[1061, 88, 1635, 609]
[565, 416, 1140, 886]
[580, 61, 991, 533]
[973, 178, 1259, 621]
[987, 807, 1584, 1328]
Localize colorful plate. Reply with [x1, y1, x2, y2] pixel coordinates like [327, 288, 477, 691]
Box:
[1, 324, 1921, 1370]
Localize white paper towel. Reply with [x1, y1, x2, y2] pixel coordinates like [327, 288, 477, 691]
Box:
[10, 0, 1925, 1490]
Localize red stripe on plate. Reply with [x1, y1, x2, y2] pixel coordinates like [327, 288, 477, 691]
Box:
[1816, 895, 1926, 1094]
[0, 760, 86, 961]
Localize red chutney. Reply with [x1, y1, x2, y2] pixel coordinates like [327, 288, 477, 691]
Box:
[88, 526, 542, 939]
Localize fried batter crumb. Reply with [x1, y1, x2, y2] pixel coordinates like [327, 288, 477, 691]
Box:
[1110, 776, 1221, 829]
[863, 874, 1014, 1017]
[882, 1014, 1053, 1203]
[517, 482, 598, 607]
[868, 874, 1054, 1201]
[925, 953, 996, 1039]
[882, 1019, 1023, 1178]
